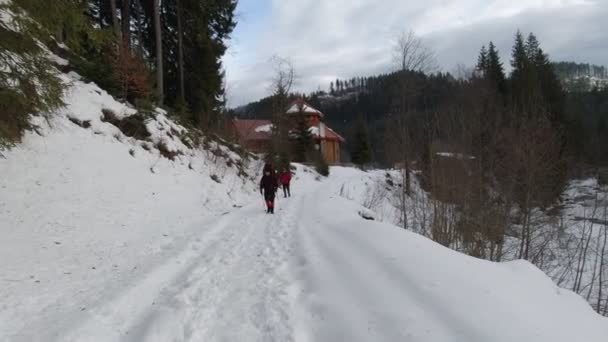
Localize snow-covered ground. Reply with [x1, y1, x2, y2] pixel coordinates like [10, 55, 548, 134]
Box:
[2, 137, 608, 341]
[0, 69, 260, 340]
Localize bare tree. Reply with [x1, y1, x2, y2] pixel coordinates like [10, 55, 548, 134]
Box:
[267, 56, 296, 165]
[269, 55, 295, 97]
[392, 30, 438, 74]
[452, 63, 474, 81]
[599, 202, 608, 313]
[388, 30, 438, 204]
[385, 112, 417, 229]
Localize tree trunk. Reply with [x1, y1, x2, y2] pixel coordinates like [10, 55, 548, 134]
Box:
[401, 168, 408, 230]
[98, 0, 104, 28]
[121, 0, 131, 49]
[177, 0, 185, 102]
[405, 157, 411, 196]
[153, 0, 164, 104]
[135, 0, 144, 56]
[110, 0, 119, 37]
[598, 206, 607, 312]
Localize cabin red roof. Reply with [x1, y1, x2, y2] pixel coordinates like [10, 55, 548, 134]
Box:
[231, 119, 272, 141]
[324, 126, 345, 142]
[286, 99, 324, 117]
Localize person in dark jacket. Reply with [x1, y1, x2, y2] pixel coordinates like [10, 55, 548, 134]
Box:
[279, 168, 291, 197]
[260, 169, 278, 214]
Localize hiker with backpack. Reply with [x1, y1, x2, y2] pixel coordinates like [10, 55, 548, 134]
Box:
[260, 163, 278, 214]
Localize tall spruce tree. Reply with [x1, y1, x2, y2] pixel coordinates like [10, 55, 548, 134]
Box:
[293, 113, 313, 162]
[351, 119, 372, 167]
[487, 41, 507, 94]
[510, 30, 527, 90]
[476, 45, 488, 75]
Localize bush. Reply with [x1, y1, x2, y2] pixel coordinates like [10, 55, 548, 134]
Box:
[110, 41, 151, 103]
[0, 24, 64, 147]
[156, 142, 180, 160]
[101, 110, 151, 140]
[0, 89, 31, 148]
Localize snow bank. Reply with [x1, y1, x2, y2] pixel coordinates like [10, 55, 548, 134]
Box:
[0, 68, 259, 340]
[291, 166, 608, 341]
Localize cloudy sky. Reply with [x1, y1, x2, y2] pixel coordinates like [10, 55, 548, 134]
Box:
[223, 0, 606, 107]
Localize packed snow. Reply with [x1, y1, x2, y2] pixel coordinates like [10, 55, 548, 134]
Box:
[254, 123, 274, 133]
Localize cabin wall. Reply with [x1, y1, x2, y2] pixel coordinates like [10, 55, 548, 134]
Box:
[322, 140, 341, 164]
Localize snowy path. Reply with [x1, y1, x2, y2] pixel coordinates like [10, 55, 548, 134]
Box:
[60, 197, 302, 342]
[4, 167, 608, 342]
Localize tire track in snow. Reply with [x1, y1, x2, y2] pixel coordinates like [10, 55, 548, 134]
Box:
[67, 196, 299, 342]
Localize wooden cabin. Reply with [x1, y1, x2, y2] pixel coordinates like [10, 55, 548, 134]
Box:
[228, 100, 344, 163]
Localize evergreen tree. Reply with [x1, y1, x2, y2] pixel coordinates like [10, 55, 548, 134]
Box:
[292, 113, 313, 162]
[487, 41, 507, 94]
[525, 33, 540, 61]
[1, 2, 65, 146]
[351, 119, 372, 167]
[510, 30, 527, 90]
[476, 45, 488, 75]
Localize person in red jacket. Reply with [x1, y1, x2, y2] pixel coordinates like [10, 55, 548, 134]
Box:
[279, 168, 292, 198]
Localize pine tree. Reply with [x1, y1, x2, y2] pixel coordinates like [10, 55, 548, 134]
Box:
[525, 33, 540, 61]
[293, 113, 313, 162]
[476, 45, 488, 75]
[351, 119, 372, 167]
[511, 30, 527, 83]
[1, 2, 65, 146]
[487, 41, 507, 94]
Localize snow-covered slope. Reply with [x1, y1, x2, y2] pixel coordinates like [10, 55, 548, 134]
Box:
[0, 69, 260, 340]
[293, 168, 608, 341]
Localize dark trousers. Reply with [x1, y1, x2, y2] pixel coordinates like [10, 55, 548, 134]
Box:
[264, 191, 275, 213]
[282, 184, 291, 197]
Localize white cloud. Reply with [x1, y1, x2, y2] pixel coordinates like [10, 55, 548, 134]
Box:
[225, 0, 606, 107]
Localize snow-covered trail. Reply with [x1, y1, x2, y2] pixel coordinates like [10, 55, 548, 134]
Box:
[59, 195, 303, 342]
[5, 166, 608, 342]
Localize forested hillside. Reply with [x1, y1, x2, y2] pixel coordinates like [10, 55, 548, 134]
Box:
[0, 0, 236, 149]
[234, 35, 608, 171]
[553, 61, 608, 92]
